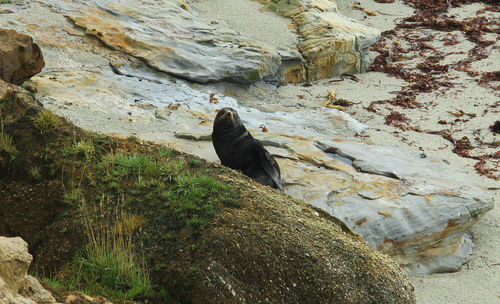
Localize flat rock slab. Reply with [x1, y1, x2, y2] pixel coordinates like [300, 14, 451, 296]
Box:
[0, 0, 494, 275]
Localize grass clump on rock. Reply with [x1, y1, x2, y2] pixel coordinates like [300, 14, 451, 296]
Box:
[0, 81, 239, 302]
[31, 109, 62, 134]
[0, 112, 15, 155]
[71, 200, 153, 301]
[38, 138, 238, 302]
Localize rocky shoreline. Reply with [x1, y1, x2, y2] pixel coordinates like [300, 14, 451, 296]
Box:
[0, 0, 498, 303]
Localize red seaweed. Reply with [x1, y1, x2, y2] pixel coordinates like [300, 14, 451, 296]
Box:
[367, 0, 499, 179]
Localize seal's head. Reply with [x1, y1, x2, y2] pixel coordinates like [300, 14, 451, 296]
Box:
[214, 107, 243, 129]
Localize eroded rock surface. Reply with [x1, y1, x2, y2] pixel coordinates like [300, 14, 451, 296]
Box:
[51, 0, 282, 84]
[35, 0, 379, 84]
[294, 10, 380, 78]
[0, 236, 55, 304]
[0, 29, 44, 85]
[245, 0, 380, 80]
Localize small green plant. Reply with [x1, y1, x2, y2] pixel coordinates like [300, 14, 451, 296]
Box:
[188, 158, 202, 167]
[64, 189, 83, 205]
[169, 174, 237, 234]
[31, 166, 42, 181]
[100, 153, 161, 178]
[0, 113, 16, 154]
[32, 110, 62, 134]
[1, 0, 12, 4]
[162, 160, 185, 176]
[0, 130, 15, 153]
[159, 147, 173, 158]
[73, 139, 95, 160]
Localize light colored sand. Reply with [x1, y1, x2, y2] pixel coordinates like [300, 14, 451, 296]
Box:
[336, 2, 500, 303]
[190, 0, 298, 49]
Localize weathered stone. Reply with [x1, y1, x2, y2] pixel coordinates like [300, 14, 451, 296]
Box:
[192, 181, 416, 303]
[145, 100, 494, 274]
[251, 0, 380, 81]
[19, 276, 56, 304]
[0, 29, 44, 85]
[64, 292, 111, 304]
[314, 140, 494, 274]
[276, 46, 307, 83]
[257, 0, 340, 15]
[294, 11, 380, 79]
[52, 0, 280, 84]
[0, 237, 54, 304]
[0, 237, 32, 294]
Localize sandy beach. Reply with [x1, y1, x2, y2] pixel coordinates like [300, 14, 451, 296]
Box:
[191, 0, 499, 303]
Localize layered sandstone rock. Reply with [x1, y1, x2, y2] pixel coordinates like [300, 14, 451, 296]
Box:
[294, 11, 380, 79]
[60, 0, 281, 84]
[250, 0, 380, 81]
[37, 0, 378, 84]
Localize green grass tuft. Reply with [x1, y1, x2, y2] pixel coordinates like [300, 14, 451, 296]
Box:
[74, 242, 153, 300]
[74, 140, 95, 160]
[32, 110, 62, 134]
[53, 200, 155, 302]
[100, 153, 161, 178]
[159, 147, 173, 158]
[188, 158, 202, 167]
[0, 131, 15, 153]
[0, 114, 15, 154]
[169, 174, 238, 234]
[31, 166, 42, 181]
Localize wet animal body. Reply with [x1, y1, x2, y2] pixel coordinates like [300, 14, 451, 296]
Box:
[212, 107, 283, 191]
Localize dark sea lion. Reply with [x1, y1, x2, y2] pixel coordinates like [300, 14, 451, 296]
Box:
[212, 107, 283, 191]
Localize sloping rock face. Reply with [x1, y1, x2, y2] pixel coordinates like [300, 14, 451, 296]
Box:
[0, 29, 44, 85]
[50, 0, 281, 84]
[0, 80, 416, 303]
[25, 0, 378, 84]
[0, 236, 56, 304]
[162, 105, 493, 274]
[0, 0, 493, 275]
[192, 180, 415, 304]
